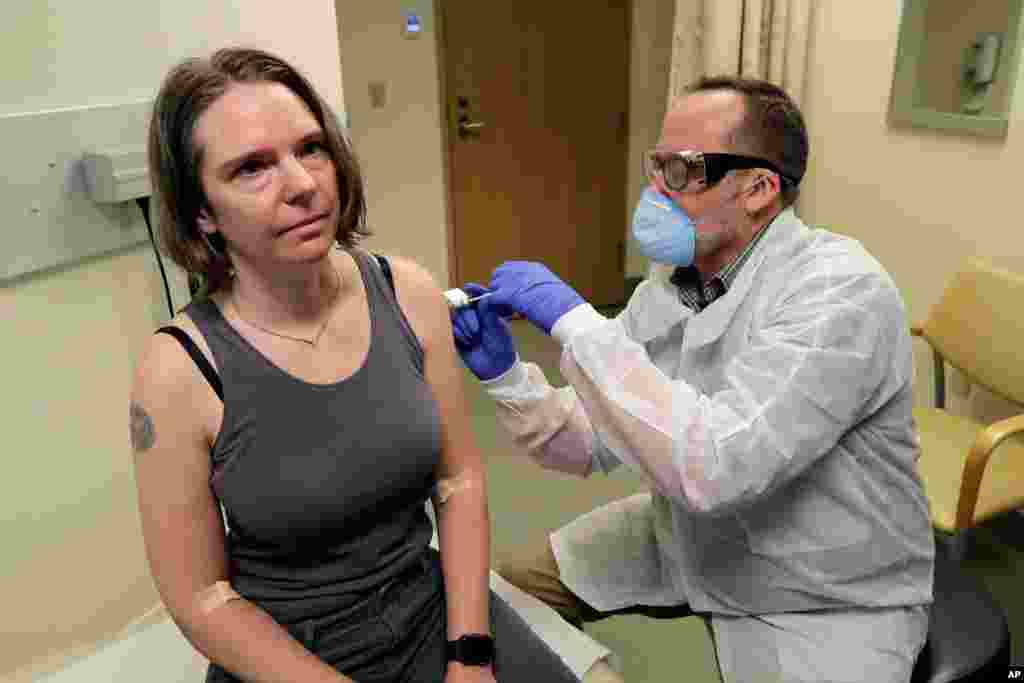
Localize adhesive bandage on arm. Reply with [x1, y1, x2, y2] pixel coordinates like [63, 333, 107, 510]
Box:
[195, 581, 242, 616]
[434, 474, 482, 505]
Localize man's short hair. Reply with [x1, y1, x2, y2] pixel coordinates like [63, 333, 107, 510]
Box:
[688, 77, 808, 206]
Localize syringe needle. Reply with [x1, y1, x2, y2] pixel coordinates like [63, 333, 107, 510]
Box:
[464, 292, 495, 305]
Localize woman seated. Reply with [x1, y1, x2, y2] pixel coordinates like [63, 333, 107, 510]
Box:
[130, 47, 620, 682]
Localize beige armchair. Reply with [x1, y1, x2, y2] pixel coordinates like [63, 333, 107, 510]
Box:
[910, 258, 1024, 544]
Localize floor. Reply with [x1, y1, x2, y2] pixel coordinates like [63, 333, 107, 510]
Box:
[470, 319, 1022, 681]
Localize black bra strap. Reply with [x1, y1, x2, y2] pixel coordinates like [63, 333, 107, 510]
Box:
[155, 326, 224, 401]
[156, 255, 391, 404]
[375, 253, 395, 294]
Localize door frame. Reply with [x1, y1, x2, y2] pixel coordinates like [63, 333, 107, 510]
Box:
[432, 0, 460, 288]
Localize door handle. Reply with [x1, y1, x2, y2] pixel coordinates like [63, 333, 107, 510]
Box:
[457, 119, 486, 137]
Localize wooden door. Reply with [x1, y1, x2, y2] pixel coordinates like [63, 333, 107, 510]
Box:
[439, 0, 631, 306]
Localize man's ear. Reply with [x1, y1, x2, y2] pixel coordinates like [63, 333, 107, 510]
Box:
[743, 172, 780, 215]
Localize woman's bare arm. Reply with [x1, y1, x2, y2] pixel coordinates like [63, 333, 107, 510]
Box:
[386, 257, 493, 656]
[131, 328, 352, 683]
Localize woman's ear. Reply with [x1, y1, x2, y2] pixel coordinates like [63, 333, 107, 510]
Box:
[197, 208, 214, 234]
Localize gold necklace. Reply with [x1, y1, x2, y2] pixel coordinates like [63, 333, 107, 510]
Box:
[231, 265, 343, 347]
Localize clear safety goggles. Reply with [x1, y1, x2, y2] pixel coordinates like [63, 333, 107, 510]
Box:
[643, 149, 797, 193]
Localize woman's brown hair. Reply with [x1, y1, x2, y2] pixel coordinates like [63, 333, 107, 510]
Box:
[148, 47, 369, 299]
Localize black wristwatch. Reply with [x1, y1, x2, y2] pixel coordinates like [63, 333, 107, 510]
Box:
[446, 633, 495, 666]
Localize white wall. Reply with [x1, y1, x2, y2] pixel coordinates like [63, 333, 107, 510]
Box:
[335, 0, 451, 284]
[799, 1, 1024, 422]
[10, 0, 1024, 677]
[0, 2, 345, 678]
[1, 2, 343, 117]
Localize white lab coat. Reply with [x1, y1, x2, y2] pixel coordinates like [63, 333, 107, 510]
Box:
[484, 208, 934, 618]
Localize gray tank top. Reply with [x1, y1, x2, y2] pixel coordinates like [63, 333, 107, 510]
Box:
[182, 249, 441, 625]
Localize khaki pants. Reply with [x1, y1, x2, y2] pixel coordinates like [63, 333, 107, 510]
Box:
[495, 534, 713, 641]
[496, 534, 927, 683]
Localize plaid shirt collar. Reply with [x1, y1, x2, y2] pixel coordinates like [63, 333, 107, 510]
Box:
[670, 222, 772, 312]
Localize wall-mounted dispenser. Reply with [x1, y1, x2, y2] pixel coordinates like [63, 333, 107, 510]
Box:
[81, 146, 151, 203]
[80, 145, 182, 316]
[962, 33, 1003, 114]
[888, 0, 1023, 140]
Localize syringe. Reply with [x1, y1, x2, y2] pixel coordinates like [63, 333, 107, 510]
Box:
[444, 288, 496, 309]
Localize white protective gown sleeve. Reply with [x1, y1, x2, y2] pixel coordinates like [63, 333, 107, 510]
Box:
[481, 359, 624, 478]
[488, 264, 892, 516]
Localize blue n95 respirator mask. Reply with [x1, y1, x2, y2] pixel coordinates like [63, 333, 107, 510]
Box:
[631, 186, 696, 266]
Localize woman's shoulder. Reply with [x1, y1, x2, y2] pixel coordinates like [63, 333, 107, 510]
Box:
[162, 302, 221, 364]
[367, 251, 448, 347]
[134, 307, 219, 401]
[375, 252, 441, 291]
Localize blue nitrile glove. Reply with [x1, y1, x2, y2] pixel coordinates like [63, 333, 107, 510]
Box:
[488, 261, 586, 335]
[450, 283, 518, 381]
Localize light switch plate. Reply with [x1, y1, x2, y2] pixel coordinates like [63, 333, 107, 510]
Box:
[368, 81, 387, 109]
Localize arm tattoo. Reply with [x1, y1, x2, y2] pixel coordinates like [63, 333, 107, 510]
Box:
[130, 401, 156, 454]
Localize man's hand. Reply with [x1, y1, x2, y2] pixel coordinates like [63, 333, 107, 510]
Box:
[446, 661, 497, 683]
[488, 261, 586, 335]
[450, 283, 518, 381]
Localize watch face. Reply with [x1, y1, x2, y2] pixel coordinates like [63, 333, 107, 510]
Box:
[451, 634, 495, 665]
